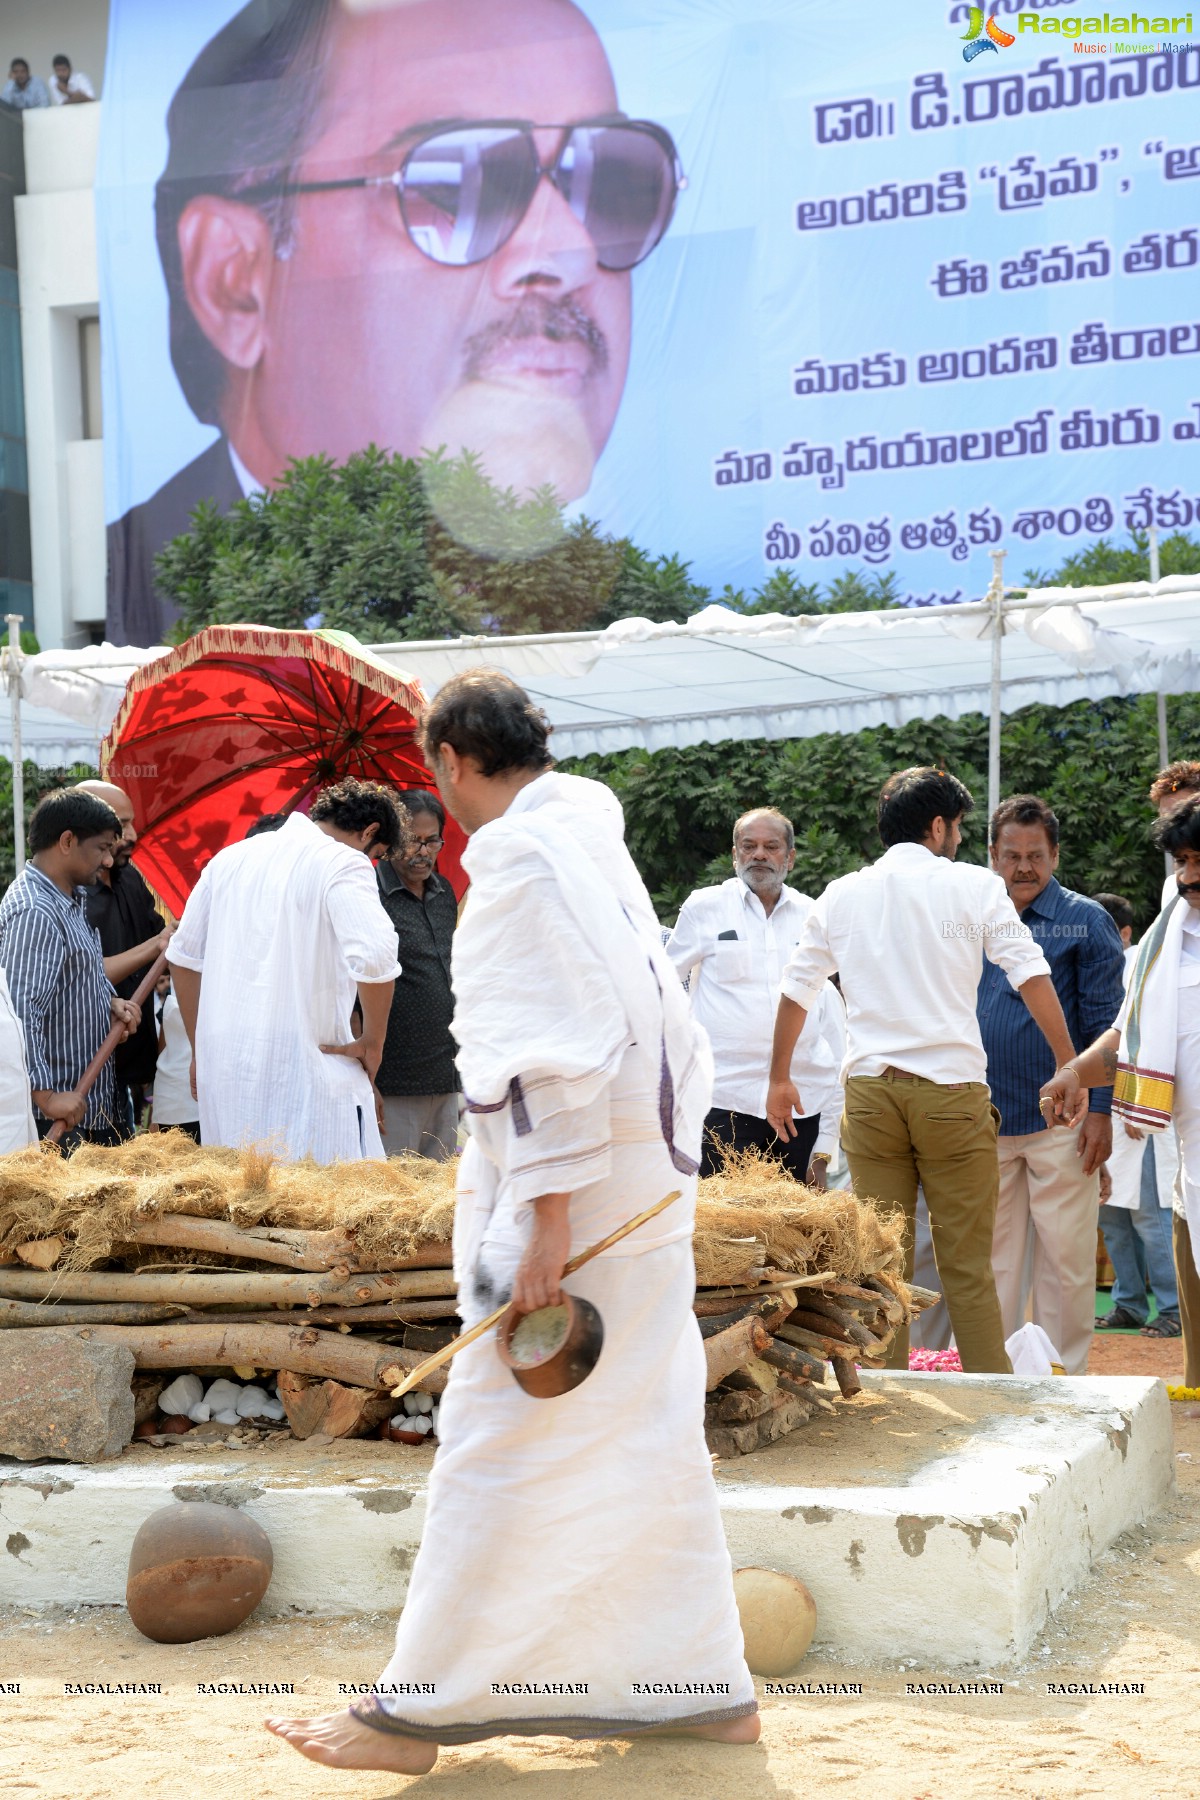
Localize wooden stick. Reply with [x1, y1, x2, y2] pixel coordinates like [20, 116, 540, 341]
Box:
[704, 1315, 771, 1391]
[46, 952, 169, 1146]
[118, 1215, 452, 1273]
[171, 1299, 462, 1327]
[0, 1296, 190, 1328]
[54, 1321, 446, 1391]
[390, 1189, 682, 1399]
[0, 1268, 457, 1306]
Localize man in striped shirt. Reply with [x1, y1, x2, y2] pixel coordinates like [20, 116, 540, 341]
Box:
[0, 790, 141, 1144]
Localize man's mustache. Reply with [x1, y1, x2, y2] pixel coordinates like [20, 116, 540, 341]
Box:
[1177, 879, 1200, 894]
[462, 297, 608, 383]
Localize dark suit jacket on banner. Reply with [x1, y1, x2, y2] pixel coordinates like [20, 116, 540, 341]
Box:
[107, 437, 242, 646]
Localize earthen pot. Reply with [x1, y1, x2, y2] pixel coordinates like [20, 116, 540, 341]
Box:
[125, 1501, 273, 1644]
[497, 1295, 604, 1398]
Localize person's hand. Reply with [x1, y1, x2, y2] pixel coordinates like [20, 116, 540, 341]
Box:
[321, 1036, 384, 1083]
[189, 1055, 197, 1103]
[806, 1155, 830, 1192]
[511, 1196, 571, 1315]
[35, 1089, 86, 1128]
[766, 1078, 803, 1141]
[1099, 1164, 1113, 1203]
[373, 1085, 386, 1136]
[1123, 1121, 1145, 1142]
[154, 924, 176, 955]
[111, 996, 140, 1038]
[1076, 1111, 1112, 1176]
[1038, 1066, 1088, 1129]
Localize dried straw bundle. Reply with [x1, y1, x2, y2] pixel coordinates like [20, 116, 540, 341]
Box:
[695, 1149, 905, 1281]
[0, 1134, 457, 1272]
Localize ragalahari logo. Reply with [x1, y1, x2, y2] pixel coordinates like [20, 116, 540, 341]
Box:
[959, 7, 1017, 59]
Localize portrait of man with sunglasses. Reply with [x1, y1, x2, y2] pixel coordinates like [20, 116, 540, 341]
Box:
[107, 0, 683, 645]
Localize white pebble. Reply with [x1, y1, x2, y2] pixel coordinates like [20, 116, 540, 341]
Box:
[412, 1415, 433, 1436]
[390, 1413, 408, 1430]
[203, 1378, 244, 1414]
[402, 1394, 422, 1416]
[158, 1373, 203, 1415]
[186, 1401, 211, 1423]
[413, 1393, 434, 1414]
[213, 1409, 241, 1425]
[258, 1398, 285, 1421]
[235, 1385, 272, 1418]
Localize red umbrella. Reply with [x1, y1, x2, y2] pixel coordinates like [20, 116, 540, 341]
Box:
[101, 626, 465, 917]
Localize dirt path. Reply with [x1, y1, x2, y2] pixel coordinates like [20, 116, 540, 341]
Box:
[2, 1349, 1193, 1800]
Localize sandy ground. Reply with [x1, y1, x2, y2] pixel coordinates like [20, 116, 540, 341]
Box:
[2, 1354, 1197, 1800]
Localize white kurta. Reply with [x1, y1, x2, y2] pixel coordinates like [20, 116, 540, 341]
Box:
[169, 814, 400, 1162]
[0, 966, 36, 1152]
[363, 772, 754, 1743]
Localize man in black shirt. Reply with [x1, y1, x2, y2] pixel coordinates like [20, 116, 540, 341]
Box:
[74, 781, 173, 1136]
[376, 790, 459, 1158]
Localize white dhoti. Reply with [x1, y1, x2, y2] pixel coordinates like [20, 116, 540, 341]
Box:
[364, 1133, 754, 1740]
[360, 771, 754, 1742]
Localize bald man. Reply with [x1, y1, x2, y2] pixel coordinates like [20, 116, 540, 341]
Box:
[74, 781, 173, 1134]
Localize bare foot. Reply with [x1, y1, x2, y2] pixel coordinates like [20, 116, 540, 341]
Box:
[264, 1711, 438, 1774]
[641, 1712, 761, 1743]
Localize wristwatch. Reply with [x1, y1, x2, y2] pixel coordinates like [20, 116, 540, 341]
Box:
[809, 1151, 831, 1165]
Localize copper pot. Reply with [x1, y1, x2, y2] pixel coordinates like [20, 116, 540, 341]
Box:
[497, 1294, 605, 1398]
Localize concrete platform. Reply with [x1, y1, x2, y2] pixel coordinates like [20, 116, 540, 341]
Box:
[0, 1373, 1172, 1668]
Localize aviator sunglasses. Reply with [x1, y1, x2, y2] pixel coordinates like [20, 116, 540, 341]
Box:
[246, 117, 685, 272]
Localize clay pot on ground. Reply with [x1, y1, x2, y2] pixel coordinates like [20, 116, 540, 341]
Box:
[125, 1501, 273, 1644]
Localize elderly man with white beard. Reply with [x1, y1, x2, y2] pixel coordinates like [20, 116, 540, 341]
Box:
[666, 808, 845, 1185]
[266, 671, 756, 1774]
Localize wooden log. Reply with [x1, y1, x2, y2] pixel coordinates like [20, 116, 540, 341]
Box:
[792, 1296, 876, 1350]
[776, 1373, 834, 1409]
[786, 1306, 857, 1346]
[15, 1237, 65, 1270]
[692, 1279, 804, 1315]
[52, 1322, 446, 1392]
[714, 1387, 777, 1424]
[0, 1268, 457, 1307]
[704, 1315, 771, 1391]
[830, 1355, 862, 1398]
[761, 1338, 834, 1384]
[172, 1299, 462, 1327]
[776, 1321, 840, 1358]
[696, 1295, 795, 1340]
[723, 1357, 778, 1396]
[276, 1370, 395, 1440]
[119, 1215, 452, 1273]
[707, 1389, 812, 1457]
[0, 1297, 190, 1328]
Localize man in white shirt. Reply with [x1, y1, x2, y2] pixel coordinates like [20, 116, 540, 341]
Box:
[666, 808, 844, 1185]
[48, 56, 94, 104]
[1041, 794, 1200, 1386]
[766, 767, 1083, 1373]
[169, 780, 402, 1163]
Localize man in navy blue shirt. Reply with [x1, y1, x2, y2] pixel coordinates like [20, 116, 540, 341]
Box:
[978, 794, 1125, 1373]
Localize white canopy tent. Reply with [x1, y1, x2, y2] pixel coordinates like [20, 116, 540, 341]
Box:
[3, 568, 1198, 869]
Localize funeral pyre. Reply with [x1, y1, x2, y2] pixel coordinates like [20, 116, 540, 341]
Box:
[0, 1138, 937, 1458]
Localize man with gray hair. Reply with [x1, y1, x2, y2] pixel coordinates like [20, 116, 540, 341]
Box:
[666, 807, 845, 1184]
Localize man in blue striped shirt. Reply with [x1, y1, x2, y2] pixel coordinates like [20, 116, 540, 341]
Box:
[0, 790, 141, 1145]
[977, 794, 1125, 1373]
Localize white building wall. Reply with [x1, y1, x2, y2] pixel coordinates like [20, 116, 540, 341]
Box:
[15, 102, 101, 648]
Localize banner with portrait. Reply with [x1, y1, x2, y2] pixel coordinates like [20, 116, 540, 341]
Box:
[98, 0, 1200, 643]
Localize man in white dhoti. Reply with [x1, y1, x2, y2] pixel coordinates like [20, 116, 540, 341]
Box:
[267, 673, 757, 1773]
[169, 781, 402, 1162]
[1040, 795, 1200, 1384]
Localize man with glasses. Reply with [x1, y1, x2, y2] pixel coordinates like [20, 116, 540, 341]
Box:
[108, 0, 684, 644]
[376, 789, 460, 1159]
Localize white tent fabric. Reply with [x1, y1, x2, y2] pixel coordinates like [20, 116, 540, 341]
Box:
[2, 578, 1198, 768]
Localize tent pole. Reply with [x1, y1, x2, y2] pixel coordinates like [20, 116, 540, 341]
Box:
[987, 550, 1006, 825]
[5, 614, 24, 873]
[1148, 529, 1172, 874]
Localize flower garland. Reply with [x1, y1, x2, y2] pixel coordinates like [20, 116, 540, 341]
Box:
[908, 1347, 963, 1373]
[1167, 1384, 1200, 1401]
